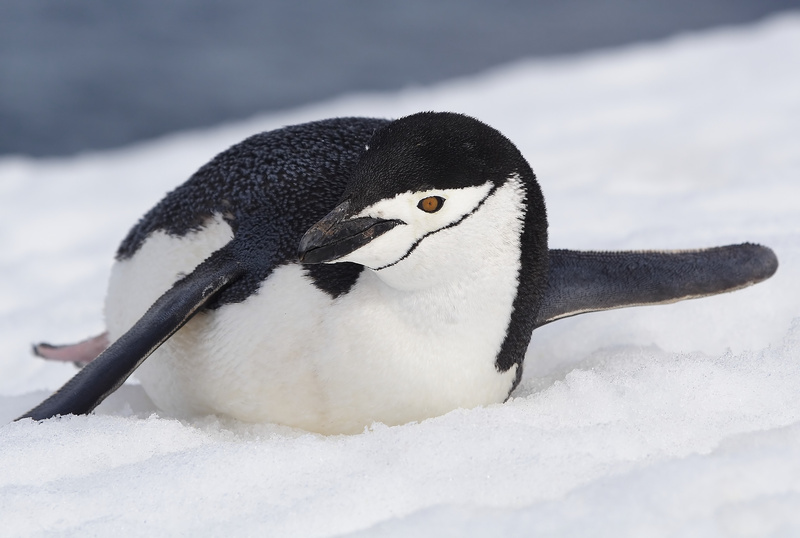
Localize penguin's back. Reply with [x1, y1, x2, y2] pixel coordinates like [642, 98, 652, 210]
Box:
[116, 117, 388, 304]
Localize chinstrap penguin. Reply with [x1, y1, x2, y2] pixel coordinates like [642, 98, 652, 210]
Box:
[19, 112, 778, 433]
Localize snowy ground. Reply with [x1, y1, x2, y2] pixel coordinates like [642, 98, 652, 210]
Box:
[1, 13, 799, 537]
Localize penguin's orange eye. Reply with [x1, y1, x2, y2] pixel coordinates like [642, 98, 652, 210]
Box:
[418, 196, 445, 213]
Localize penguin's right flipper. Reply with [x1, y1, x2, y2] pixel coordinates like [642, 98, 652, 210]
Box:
[535, 243, 778, 327]
[16, 247, 244, 421]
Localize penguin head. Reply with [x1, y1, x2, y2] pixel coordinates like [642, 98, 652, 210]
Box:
[298, 112, 546, 289]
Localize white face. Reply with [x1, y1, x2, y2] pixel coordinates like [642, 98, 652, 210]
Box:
[335, 181, 494, 271]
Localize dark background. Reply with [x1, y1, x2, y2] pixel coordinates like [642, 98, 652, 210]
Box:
[2, 0, 798, 157]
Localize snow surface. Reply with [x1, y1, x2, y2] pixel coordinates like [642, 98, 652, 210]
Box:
[1, 13, 799, 537]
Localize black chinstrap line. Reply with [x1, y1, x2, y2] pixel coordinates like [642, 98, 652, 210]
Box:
[374, 183, 502, 271]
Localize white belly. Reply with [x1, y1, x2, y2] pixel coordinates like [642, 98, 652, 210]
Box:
[105, 216, 519, 434]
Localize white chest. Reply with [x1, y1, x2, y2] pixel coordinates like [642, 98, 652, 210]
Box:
[144, 263, 519, 434]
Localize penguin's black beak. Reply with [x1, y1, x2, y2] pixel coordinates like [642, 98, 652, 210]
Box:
[298, 200, 404, 264]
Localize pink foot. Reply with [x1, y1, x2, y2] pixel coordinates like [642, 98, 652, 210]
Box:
[33, 332, 110, 367]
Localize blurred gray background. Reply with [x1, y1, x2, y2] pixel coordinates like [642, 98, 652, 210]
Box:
[2, 0, 798, 157]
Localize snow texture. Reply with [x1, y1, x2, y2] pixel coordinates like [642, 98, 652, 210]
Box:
[1, 13, 799, 537]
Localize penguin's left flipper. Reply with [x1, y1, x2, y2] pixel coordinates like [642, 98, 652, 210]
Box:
[535, 243, 778, 327]
[16, 247, 244, 421]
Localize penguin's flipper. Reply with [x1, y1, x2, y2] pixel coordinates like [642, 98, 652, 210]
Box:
[17, 247, 244, 421]
[534, 243, 778, 327]
[33, 333, 110, 366]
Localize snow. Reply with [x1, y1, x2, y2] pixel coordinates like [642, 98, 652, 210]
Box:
[1, 12, 800, 536]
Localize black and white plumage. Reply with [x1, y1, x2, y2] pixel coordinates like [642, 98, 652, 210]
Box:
[19, 112, 778, 433]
